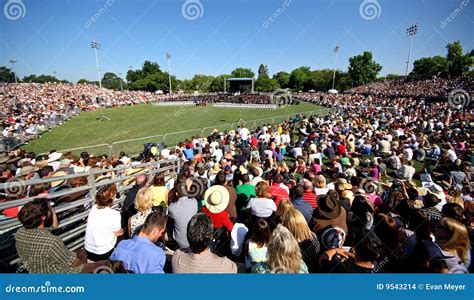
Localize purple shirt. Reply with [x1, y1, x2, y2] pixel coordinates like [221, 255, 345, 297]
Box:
[111, 236, 165, 274]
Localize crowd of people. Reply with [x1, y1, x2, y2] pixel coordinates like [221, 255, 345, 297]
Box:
[346, 76, 472, 99]
[0, 83, 175, 150]
[165, 94, 274, 105]
[1, 77, 472, 273]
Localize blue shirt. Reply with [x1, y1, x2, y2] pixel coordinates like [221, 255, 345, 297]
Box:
[292, 197, 313, 224]
[111, 236, 165, 274]
[183, 148, 194, 160]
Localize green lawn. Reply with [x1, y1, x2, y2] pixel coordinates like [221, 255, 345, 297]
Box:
[24, 102, 328, 156]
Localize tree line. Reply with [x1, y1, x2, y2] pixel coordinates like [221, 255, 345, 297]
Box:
[0, 41, 471, 92]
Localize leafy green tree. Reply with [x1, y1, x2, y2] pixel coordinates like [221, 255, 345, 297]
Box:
[257, 64, 269, 78]
[288, 66, 312, 91]
[22, 74, 68, 83]
[101, 72, 123, 90]
[255, 76, 279, 91]
[446, 41, 472, 77]
[77, 79, 98, 85]
[209, 74, 231, 92]
[410, 56, 448, 79]
[273, 71, 290, 88]
[230, 67, 255, 78]
[0, 66, 16, 82]
[347, 51, 382, 86]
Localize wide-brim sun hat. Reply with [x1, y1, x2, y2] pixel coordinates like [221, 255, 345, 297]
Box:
[204, 185, 229, 214]
[422, 182, 446, 201]
[51, 171, 68, 187]
[47, 152, 63, 163]
[314, 194, 342, 220]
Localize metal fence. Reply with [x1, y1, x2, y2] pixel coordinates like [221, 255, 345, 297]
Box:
[0, 159, 180, 270]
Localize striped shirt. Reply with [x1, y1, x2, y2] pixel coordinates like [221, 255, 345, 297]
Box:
[303, 190, 318, 209]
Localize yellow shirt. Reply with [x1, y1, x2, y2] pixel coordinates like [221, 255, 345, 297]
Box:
[150, 185, 168, 207]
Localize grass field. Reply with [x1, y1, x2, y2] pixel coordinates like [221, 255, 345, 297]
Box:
[24, 102, 327, 156]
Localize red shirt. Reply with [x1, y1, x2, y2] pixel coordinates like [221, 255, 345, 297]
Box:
[251, 136, 258, 148]
[202, 207, 234, 232]
[269, 183, 289, 208]
[303, 190, 318, 209]
[336, 144, 346, 156]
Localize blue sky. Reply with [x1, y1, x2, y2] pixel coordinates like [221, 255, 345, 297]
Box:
[0, 0, 472, 82]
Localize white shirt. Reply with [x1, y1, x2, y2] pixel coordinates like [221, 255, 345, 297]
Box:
[447, 149, 457, 162]
[85, 205, 121, 254]
[240, 128, 250, 140]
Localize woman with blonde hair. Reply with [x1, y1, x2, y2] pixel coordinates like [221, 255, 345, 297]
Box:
[275, 197, 293, 221]
[129, 187, 154, 236]
[281, 208, 320, 272]
[313, 175, 329, 196]
[252, 224, 308, 273]
[435, 217, 471, 273]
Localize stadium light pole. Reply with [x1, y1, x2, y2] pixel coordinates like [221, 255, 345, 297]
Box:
[166, 53, 172, 95]
[118, 72, 124, 91]
[91, 41, 102, 88]
[405, 23, 418, 78]
[9, 59, 17, 83]
[332, 45, 339, 90]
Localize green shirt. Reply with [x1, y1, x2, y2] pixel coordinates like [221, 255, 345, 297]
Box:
[15, 227, 82, 273]
[235, 184, 256, 210]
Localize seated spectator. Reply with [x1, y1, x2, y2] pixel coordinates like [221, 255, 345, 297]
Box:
[172, 213, 238, 273]
[150, 173, 169, 210]
[312, 194, 348, 234]
[244, 218, 271, 270]
[281, 208, 320, 273]
[129, 187, 154, 237]
[15, 199, 96, 273]
[290, 185, 313, 224]
[252, 224, 308, 273]
[202, 185, 234, 232]
[434, 217, 471, 273]
[85, 184, 123, 261]
[269, 175, 289, 207]
[319, 230, 383, 273]
[302, 180, 317, 209]
[111, 212, 167, 274]
[247, 181, 277, 218]
[168, 179, 199, 249]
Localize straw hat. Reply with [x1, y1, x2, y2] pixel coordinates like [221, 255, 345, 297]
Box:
[210, 163, 221, 174]
[204, 185, 229, 214]
[123, 167, 146, 186]
[51, 171, 68, 187]
[18, 165, 38, 177]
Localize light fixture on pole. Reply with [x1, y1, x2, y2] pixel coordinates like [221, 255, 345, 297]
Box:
[166, 53, 172, 95]
[332, 45, 339, 90]
[405, 23, 418, 78]
[118, 72, 123, 91]
[91, 41, 102, 88]
[9, 59, 17, 83]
